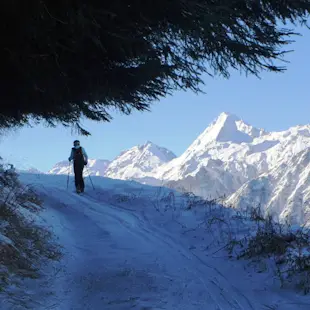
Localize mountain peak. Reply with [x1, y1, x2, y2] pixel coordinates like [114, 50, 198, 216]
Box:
[138, 141, 176, 159]
[104, 142, 176, 180]
[217, 111, 241, 122]
[196, 112, 265, 145]
[144, 140, 153, 145]
[141, 140, 155, 148]
[198, 112, 253, 144]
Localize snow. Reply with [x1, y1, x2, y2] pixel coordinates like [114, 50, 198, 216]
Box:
[197, 112, 256, 144]
[247, 140, 279, 155]
[30, 112, 310, 227]
[0, 233, 12, 246]
[17, 167, 44, 174]
[48, 159, 111, 176]
[104, 141, 176, 181]
[2, 172, 310, 309]
[87, 159, 111, 176]
[146, 114, 310, 227]
[227, 148, 310, 226]
[48, 160, 73, 175]
[152, 112, 268, 187]
[49, 141, 176, 183]
[156, 114, 310, 185]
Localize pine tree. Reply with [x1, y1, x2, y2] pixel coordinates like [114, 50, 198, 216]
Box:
[1, 1, 309, 134]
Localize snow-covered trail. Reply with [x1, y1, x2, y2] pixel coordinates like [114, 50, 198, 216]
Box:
[13, 174, 310, 310]
[38, 186, 253, 310]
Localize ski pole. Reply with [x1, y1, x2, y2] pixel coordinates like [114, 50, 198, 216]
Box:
[87, 168, 95, 190]
[67, 161, 71, 190]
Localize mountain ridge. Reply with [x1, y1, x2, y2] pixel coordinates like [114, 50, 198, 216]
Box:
[45, 112, 310, 226]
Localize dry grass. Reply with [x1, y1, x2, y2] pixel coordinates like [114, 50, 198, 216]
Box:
[0, 163, 62, 293]
[150, 187, 310, 295]
[233, 207, 310, 294]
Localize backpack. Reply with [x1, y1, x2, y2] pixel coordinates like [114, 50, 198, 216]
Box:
[72, 147, 84, 164]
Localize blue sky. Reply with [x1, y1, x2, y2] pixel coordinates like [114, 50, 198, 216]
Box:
[1, 26, 310, 172]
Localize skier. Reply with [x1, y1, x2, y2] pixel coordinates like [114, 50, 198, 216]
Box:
[68, 140, 88, 193]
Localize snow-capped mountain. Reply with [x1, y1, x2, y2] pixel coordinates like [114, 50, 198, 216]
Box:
[48, 161, 69, 175]
[48, 159, 110, 176]
[17, 167, 44, 174]
[44, 112, 310, 226]
[153, 112, 264, 197]
[104, 141, 176, 183]
[153, 112, 310, 200]
[48, 141, 176, 181]
[226, 148, 310, 226]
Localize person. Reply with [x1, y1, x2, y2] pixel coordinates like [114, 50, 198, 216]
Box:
[68, 140, 88, 193]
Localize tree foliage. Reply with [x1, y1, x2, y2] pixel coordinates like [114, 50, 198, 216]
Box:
[1, 0, 309, 134]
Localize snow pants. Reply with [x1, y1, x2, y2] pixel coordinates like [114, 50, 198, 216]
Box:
[74, 162, 85, 191]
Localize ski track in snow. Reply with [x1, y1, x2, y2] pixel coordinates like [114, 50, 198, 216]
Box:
[3, 175, 310, 310]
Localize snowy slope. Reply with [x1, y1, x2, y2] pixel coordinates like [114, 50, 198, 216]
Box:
[48, 160, 71, 175]
[154, 112, 264, 197]
[17, 167, 44, 174]
[48, 159, 110, 176]
[154, 113, 310, 200]
[227, 147, 310, 226]
[104, 141, 176, 182]
[2, 172, 310, 309]
[44, 112, 310, 226]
